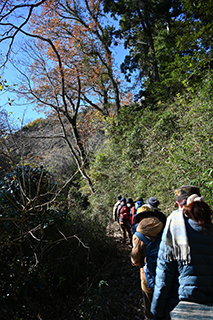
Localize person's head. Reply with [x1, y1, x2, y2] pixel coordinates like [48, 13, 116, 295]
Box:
[134, 204, 156, 224]
[135, 200, 143, 211]
[136, 196, 144, 204]
[174, 185, 201, 208]
[146, 197, 160, 208]
[126, 198, 134, 207]
[182, 194, 212, 228]
[137, 204, 154, 214]
[117, 195, 122, 201]
[120, 197, 126, 204]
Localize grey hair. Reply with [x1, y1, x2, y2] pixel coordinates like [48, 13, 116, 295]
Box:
[179, 199, 187, 206]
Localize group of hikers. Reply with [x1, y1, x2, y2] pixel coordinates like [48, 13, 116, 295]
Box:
[113, 185, 213, 320]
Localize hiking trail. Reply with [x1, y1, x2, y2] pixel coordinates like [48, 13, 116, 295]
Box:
[105, 221, 146, 320]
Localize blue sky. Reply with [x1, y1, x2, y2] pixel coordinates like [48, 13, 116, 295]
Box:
[0, 81, 46, 126]
[0, 5, 129, 127]
[0, 45, 128, 126]
[0, 5, 46, 126]
[0, 52, 46, 126]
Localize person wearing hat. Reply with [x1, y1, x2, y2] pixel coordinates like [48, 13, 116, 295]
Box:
[146, 197, 167, 226]
[126, 198, 136, 227]
[133, 203, 157, 233]
[151, 185, 213, 320]
[117, 197, 132, 244]
[146, 197, 160, 208]
[131, 204, 163, 319]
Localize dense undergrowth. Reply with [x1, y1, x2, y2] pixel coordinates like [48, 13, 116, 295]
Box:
[0, 165, 118, 319]
[87, 79, 213, 217]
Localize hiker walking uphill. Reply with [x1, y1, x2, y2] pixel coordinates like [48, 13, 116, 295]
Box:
[132, 198, 144, 233]
[126, 198, 136, 227]
[113, 195, 122, 223]
[131, 204, 163, 320]
[151, 185, 213, 320]
[117, 197, 132, 244]
[145, 197, 167, 227]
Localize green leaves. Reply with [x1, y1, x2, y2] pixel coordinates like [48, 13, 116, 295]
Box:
[87, 77, 213, 220]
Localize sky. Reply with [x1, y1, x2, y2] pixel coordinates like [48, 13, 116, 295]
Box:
[0, 4, 46, 126]
[0, 43, 128, 128]
[0, 73, 46, 126]
[0, 3, 129, 127]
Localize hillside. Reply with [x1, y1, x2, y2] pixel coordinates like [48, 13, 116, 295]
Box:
[2, 82, 213, 213]
[1, 81, 213, 320]
[1, 112, 105, 180]
[4, 117, 74, 178]
[87, 87, 213, 217]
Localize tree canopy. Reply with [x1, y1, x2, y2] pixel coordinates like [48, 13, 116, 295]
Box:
[103, 0, 213, 105]
[0, 0, 131, 192]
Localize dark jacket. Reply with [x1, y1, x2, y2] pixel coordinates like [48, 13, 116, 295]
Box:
[151, 217, 213, 318]
[153, 208, 167, 227]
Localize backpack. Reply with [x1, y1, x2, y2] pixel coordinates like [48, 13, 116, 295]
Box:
[120, 205, 130, 219]
[135, 230, 162, 289]
[132, 222, 138, 234]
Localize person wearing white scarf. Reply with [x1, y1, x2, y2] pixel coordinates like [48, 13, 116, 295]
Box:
[164, 193, 206, 264]
[151, 185, 213, 320]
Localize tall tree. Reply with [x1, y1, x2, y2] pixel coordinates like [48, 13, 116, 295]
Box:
[175, 0, 213, 77]
[103, 0, 184, 103]
[104, 0, 213, 103]
[0, 0, 128, 192]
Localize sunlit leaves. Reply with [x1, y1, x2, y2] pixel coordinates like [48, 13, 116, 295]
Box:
[26, 0, 120, 113]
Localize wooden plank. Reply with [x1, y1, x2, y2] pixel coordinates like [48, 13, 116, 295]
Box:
[170, 301, 213, 319]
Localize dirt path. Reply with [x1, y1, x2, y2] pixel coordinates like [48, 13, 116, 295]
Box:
[106, 222, 146, 320]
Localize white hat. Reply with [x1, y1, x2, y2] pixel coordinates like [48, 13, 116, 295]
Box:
[186, 194, 204, 206]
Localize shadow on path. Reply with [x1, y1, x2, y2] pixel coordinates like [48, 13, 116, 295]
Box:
[106, 222, 146, 320]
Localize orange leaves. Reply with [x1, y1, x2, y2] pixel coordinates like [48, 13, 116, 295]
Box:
[120, 91, 134, 106]
[20, 0, 123, 117]
[77, 109, 103, 145]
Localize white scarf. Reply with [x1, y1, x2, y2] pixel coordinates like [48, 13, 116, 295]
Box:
[164, 209, 191, 264]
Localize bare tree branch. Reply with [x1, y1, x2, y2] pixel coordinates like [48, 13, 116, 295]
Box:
[0, 0, 47, 66]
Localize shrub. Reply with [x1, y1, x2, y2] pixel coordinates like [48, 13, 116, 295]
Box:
[0, 165, 116, 319]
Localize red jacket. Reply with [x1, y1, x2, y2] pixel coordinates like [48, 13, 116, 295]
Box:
[130, 206, 136, 226]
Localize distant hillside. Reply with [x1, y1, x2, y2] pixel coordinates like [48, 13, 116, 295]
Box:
[1, 112, 105, 182]
[0, 117, 71, 180]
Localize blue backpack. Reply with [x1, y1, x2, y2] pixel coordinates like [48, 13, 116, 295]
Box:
[135, 230, 162, 289]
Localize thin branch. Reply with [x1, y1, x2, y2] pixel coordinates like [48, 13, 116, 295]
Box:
[57, 229, 67, 241]
[0, 217, 22, 222]
[0, 0, 47, 66]
[26, 170, 79, 212]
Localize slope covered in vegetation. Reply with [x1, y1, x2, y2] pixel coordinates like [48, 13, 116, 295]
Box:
[87, 79, 213, 217]
[1, 77, 213, 320]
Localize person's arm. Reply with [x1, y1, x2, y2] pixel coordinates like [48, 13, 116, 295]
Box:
[151, 230, 178, 318]
[112, 204, 117, 221]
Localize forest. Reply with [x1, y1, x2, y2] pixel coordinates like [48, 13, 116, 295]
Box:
[0, 0, 213, 319]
